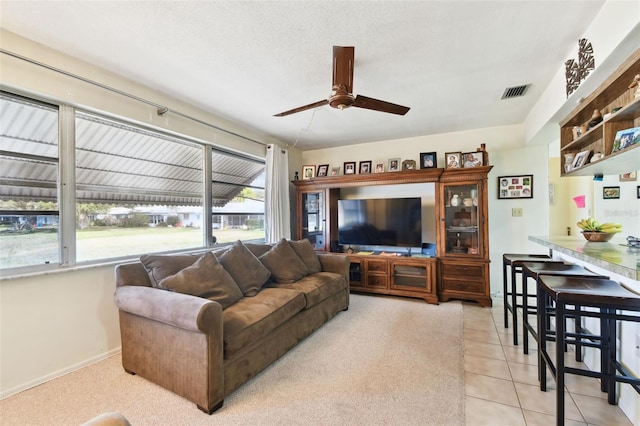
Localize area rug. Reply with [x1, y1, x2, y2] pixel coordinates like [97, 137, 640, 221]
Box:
[0, 294, 464, 425]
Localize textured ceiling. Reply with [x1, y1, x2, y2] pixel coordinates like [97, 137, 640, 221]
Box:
[0, 1, 608, 151]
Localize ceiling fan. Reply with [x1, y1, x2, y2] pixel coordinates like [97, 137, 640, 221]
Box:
[274, 46, 410, 117]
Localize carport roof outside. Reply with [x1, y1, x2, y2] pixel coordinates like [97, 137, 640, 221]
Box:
[0, 93, 265, 207]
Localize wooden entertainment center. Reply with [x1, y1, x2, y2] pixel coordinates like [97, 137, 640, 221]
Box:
[293, 165, 493, 306]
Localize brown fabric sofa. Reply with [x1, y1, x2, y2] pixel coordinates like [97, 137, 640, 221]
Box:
[113, 239, 349, 414]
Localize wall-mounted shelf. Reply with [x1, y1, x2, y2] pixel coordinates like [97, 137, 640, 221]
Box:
[560, 48, 640, 177]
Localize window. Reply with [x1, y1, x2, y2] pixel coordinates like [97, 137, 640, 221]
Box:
[0, 93, 60, 269]
[211, 150, 265, 244]
[75, 112, 204, 262]
[0, 90, 266, 275]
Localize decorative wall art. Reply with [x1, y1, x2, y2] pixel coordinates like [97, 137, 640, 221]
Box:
[498, 175, 533, 199]
[603, 186, 620, 199]
[565, 38, 595, 97]
[620, 171, 637, 182]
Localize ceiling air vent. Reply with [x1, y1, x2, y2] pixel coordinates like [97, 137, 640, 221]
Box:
[501, 84, 530, 99]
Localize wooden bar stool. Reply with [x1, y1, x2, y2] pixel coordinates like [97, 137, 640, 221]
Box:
[536, 275, 640, 426]
[520, 262, 608, 355]
[502, 253, 554, 345]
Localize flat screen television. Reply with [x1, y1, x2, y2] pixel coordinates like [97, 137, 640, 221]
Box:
[338, 197, 422, 247]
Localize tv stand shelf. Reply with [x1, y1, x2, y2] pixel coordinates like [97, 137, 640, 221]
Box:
[293, 165, 493, 306]
[345, 253, 438, 304]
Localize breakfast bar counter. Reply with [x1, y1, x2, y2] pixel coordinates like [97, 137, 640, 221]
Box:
[528, 235, 640, 284]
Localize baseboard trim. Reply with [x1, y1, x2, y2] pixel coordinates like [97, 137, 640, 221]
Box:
[0, 347, 122, 400]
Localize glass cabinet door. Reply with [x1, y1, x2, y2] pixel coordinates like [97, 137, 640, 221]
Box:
[301, 191, 324, 248]
[443, 183, 480, 256]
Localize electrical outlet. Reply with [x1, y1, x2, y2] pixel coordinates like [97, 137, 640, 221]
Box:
[512, 208, 523, 217]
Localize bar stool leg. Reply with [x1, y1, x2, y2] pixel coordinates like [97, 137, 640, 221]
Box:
[604, 309, 617, 404]
[511, 266, 519, 346]
[555, 300, 566, 426]
[538, 288, 548, 392]
[503, 259, 509, 329]
[522, 269, 532, 354]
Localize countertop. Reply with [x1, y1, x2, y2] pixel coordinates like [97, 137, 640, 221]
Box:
[528, 235, 640, 281]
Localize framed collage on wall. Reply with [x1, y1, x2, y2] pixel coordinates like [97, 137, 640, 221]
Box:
[498, 175, 533, 199]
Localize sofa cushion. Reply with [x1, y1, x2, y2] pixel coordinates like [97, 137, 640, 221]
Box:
[157, 252, 243, 309]
[217, 240, 271, 297]
[243, 243, 273, 258]
[267, 271, 345, 308]
[140, 253, 199, 287]
[222, 288, 306, 359]
[289, 239, 322, 274]
[259, 239, 309, 283]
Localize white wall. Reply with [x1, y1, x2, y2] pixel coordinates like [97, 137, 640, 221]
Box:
[0, 265, 120, 398]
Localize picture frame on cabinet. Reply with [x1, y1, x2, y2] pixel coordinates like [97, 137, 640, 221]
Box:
[402, 159, 416, 170]
[359, 160, 372, 174]
[637, 186, 640, 199]
[302, 165, 315, 180]
[462, 152, 483, 168]
[374, 162, 385, 173]
[331, 166, 341, 176]
[603, 186, 620, 199]
[445, 152, 461, 169]
[497, 175, 533, 199]
[420, 152, 437, 169]
[571, 149, 591, 169]
[316, 164, 329, 177]
[388, 158, 400, 172]
[343, 161, 356, 175]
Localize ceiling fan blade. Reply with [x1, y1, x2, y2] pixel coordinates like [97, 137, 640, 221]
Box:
[353, 95, 410, 115]
[332, 46, 354, 93]
[273, 99, 329, 117]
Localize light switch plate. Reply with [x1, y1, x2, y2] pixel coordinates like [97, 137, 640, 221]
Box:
[512, 208, 523, 217]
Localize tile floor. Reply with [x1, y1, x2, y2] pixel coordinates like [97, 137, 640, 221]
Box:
[462, 297, 633, 426]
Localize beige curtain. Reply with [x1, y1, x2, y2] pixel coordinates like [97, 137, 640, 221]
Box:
[265, 144, 291, 242]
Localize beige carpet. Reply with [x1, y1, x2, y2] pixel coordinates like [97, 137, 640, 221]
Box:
[0, 294, 464, 425]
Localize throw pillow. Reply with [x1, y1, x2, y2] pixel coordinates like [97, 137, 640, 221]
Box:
[157, 252, 243, 309]
[259, 238, 309, 283]
[289, 238, 322, 274]
[218, 240, 271, 297]
[140, 253, 199, 287]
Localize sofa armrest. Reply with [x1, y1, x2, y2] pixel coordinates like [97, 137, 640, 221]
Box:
[114, 286, 222, 334]
[317, 254, 349, 278]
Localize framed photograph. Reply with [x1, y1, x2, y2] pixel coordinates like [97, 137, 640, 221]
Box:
[445, 152, 462, 169]
[637, 186, 640, 199]
[331, 166, 341, 176]
[611, 127, 640, 153]
[620, 171, 637, 182]
[316, 164, 329, 177]
[402, 159, 416, 170]
[302, 165, 315, 180]
[343, 161, 356, 175]
[571, 149, 591, 169]
[374, 162, 385, 173]
[420, 152, 437, 169]
[359, 160, 372, 174]
[603, 186, 620, 199]
[388, 157, 400, 172]
[497, 175, 533, 199]
[462, 152, 484, 168]
[305, 194, 319, 213]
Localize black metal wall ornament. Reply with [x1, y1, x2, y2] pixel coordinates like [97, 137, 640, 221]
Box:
[565, 38, 595, 97]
